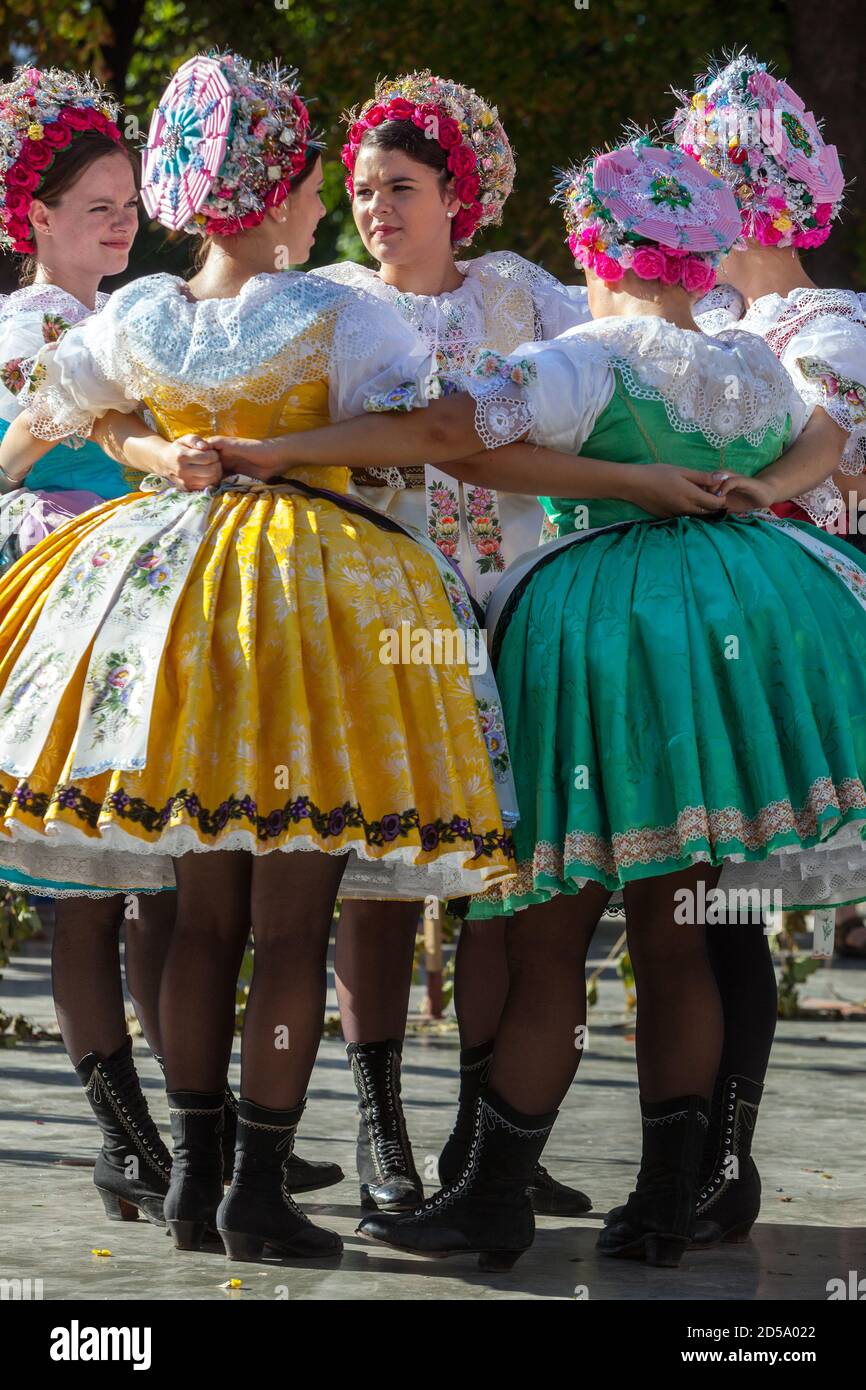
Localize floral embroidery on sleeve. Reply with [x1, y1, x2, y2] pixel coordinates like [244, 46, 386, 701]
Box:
[471, 347, 537, 388]
[364, 381, 423, 413]
[0, 356, 33, 396]
[42, 312, 72, 344]
[796, 356, 866, 425]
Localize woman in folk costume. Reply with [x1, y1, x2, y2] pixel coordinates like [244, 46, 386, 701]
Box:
[0, 64, 200, 1229]
[312, 71, 591, 1218]
[666, 52, 866, 1241]
[0, 50, 521, 1262]
[218, 136, 866, 1271]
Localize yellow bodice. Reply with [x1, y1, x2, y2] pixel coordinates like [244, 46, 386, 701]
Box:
[143, 378, 350, 495]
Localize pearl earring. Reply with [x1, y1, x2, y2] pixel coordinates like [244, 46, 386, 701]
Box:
[447, 211, 456, 219]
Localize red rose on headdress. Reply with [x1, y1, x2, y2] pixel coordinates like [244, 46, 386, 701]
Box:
[410, 106, 427, 129]
[104, 121, 121, 142]
[291, 95, 310, 128]
[42, 121, 73, 149]
[631, 246, 666, 280]
[22, 140, 53, 171]
[348, 120, 368, 146]
[814, 203, 833, 226]
[6, 162, 40, 191]
[451, 208, 477, 241]
[4, 189, 31, 219]
[58, 107, 92, 131]
[5, 216, 31, 240]
[455, 174, 481, 204]
[385, 98, 414, 120]
[448, 145, 478, 177]
[436, 117, 462, 149]
[340, 145, 354, 171]
[346, 176, 355, 200]
[364, 103, 386, 127]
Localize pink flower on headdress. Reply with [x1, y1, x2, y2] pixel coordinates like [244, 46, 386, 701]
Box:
[386, 98, 414, 120]
[752, 211, 784, 245]
[681, 256, 715, 294]
[566, 232, 579, 258]
[593, 252, 624, 282]
[658, 254, 683, 286]
[346, 175, 355, 200]
[792, 225, 831, 249]
[631, 246, 666, 280]
[814, 203, 833, 226]
[348, 120, 368, 145]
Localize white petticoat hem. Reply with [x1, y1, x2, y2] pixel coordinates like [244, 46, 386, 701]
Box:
[0, 815, 516, 901]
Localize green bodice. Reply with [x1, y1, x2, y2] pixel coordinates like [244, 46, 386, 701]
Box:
[541, 373, 790, 535]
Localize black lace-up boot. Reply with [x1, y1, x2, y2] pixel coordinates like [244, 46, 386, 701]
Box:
[163, 1091, 225, 1249]
[348, 1040, 423, 1211]
[359, 1088, 556, 1270]
[216, 1099, 342, 1261]
[75, 1036, 171, 1226]
[597, 1095, 709, 1267]
[692, 1074, 763, 1247]
[438, 1038, 592, 1215]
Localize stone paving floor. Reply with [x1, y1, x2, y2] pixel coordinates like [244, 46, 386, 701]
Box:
[1, 923, 864, 1302]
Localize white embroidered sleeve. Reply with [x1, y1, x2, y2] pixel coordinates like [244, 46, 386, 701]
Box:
[785, 317, 866, 475]
[330, 292, 436, 422]
[24, 306, 142, 441]
[465, 333, 614, 451]
[0, 308, 51, 422]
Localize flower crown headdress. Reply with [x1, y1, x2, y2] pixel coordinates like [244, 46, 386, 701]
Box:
[670, 52, 845, 250]
[340, 69, 515, 247]
[0, 66, 122, 254]
[141, 50, 318, 237]
[555, 133, 741, 296]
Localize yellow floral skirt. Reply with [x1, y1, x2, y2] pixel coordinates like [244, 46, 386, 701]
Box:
[0, 483, 515, 898]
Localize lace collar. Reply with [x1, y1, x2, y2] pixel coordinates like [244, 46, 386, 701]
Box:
[571, 314, 800, 446]
[0, 283, 109, 326]
[95, 270, 360, 386]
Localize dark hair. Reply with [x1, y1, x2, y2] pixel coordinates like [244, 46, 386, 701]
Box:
[19, 131, 136, 286]
[357, 119, 452, 186]
[191, 143, 322, 272]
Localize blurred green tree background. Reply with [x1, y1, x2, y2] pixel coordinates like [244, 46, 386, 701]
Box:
[1, 0, 864, 290]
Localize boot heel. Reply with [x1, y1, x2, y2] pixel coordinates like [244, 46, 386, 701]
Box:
[478, 1249, 524, 1272]
[168, 1219, 208, 1251]
[97, 1188, 139, 1222]
[220, 1229, 266, 1262]
[644, 1233, 688, 1267]
[723, 1220, 755, 1244]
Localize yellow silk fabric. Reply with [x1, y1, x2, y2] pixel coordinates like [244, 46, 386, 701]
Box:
[0, 387, 513, 885]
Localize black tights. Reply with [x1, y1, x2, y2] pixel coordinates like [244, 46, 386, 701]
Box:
[488, 867, 726, 1116]
[706, 916, 777, 1083]
[52, 891, 176, 1064]
[160, 850, 345, 1109]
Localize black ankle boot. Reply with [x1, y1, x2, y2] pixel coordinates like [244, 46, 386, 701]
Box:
[348, 1039, 423, 1211]
[75, 1036, 171, 1227]
[692, 1075, 763, 1248]
[216, 1099, 343, 1262]
[156, 1060, 344, 1195]
[359, 1088, 556, 1269]
[438, 1039, 592, 1216]
[597, 1095, 709, 1267]
[164, 1091, 225, 1250]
